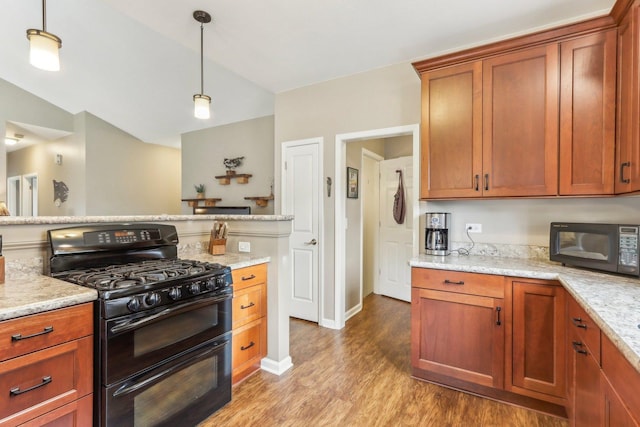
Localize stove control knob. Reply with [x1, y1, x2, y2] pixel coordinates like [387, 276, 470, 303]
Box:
[127, 297, 142, 312]
[205, 278, 216, 291]
[216, 275, 227, 287]
[145, 292, 160, 307]
[189, 283, 201, 295]
[168, 287, 182, 301]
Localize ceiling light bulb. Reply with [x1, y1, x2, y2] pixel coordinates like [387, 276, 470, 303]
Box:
[5, 138, 18, 146]
[27, 30, 61, 71]
[194, 94, 211, 119]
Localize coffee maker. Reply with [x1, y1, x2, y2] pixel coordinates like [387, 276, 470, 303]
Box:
[425, 213, 451, 255]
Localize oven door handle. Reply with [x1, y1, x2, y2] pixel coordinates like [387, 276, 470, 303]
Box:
[110, 294, 230, 335]
[112, 339, 229, 398]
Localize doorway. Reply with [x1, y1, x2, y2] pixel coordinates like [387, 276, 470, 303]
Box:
[334, 124, 420, 329]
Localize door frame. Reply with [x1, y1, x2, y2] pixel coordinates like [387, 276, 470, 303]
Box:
[334, 124, 420, 329]
[281, 137, 325, 325]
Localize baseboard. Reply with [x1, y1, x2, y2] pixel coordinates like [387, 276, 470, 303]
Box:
[260, 356, 293, 376]
[318, 318, 341, 330]
[345, 303, 362, 321]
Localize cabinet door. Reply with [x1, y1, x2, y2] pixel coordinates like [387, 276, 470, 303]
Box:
[602, 374, 639, 427]
[509, 280, 566, 403]
[420, 62, 483, 199]
[616, 2, 640, 193]
[483, 44, 559, 196]
[411, 288, 504, 388]
[559, 29, 616, 195]
[571, 338, 602, 427]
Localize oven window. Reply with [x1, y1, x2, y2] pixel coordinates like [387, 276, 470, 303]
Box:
[134, 305, 218, 357]
[558, 231, 609, 260]
[134, 357, 217, 426]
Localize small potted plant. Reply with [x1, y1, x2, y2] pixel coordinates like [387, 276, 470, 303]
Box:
[194, 184, 206, 199]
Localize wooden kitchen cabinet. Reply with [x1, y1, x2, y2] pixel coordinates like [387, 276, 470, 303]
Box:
[508, 279, 566, 405]
[567, 295, 602, 426]
[601, 374, 639, 426]
[482, 44, 559, 197]
[231, 263, 267, 384]
[615, 0, 640, 194]
[419, 62, 482, 199]
[559, 29, 617, 195]
[601, 334, 640, 425]
[0, 303, 93, 427]
[411, 269, 505, 388]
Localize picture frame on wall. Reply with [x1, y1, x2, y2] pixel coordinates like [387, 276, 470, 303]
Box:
[347, 167, 359, 199]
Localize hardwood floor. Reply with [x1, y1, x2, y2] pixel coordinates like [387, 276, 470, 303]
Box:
[200, 294, 568, 427]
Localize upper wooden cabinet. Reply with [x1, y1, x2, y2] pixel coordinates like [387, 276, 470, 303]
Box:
[616, 1, 640, 193]
[483, 45, 559, 197]
[414, 17, 617, 199]
[559, 29, 617, 195]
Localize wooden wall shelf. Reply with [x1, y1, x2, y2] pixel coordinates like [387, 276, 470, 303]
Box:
[244, 195, 274, 207]
[215, 173, 252, 185]
[181, 198, 222, 207]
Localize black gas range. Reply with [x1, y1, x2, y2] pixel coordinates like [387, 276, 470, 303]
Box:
[47, 223, 232, 427]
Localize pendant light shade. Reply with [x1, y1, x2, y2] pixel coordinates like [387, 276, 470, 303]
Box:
[26, 0, 61, 71]
[193, 10, 212, 120]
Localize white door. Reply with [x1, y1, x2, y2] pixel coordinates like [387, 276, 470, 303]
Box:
[282, 139, 322, 322]
[22, 173, 38, 216]
[378, 156, 413, 302]
[7, 176, 21, 216]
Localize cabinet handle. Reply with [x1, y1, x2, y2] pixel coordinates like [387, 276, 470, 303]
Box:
[241, 274, 256, 281]
[571, 317, 587, 329]
[443, 279, 464, 285]
[620, 162, 631, 184]
[241, 302, 255, 310]
[572, 341, 588, 355]
[11, 326, 53, 341]
[484, 174, 489, 191]
[474, 175, 479, 191]
[10, 376, 52, 396]
[241, 341, 255, 351]
[496, 307, 502, 326]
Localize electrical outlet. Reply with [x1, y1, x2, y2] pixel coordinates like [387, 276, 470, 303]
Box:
[238, 241, 251, 253]
[466, 223, 482, 233]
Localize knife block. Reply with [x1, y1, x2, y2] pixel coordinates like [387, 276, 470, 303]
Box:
[209, 238, 226, 256]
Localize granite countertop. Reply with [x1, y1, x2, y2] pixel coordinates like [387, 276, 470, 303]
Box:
[410, 254, 640, 374]
[0, 214, 293, 225]
[0, 254, 270, 322]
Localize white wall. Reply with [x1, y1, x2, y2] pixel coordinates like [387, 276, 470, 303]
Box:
[181, 116, 275, 214]
[275, 63, 422, 323]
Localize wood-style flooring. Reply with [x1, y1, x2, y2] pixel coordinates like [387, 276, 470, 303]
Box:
[200, 294, 568, 427]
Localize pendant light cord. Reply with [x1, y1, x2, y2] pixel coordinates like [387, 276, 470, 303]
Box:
[200, 21, 204, 94]
[42, 0, 47, 32]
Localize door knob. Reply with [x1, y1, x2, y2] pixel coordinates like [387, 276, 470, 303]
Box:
[305, 239, 318, 245]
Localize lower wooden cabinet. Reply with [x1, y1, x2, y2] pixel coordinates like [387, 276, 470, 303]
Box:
[231, 263, 268, 384]
[0, 303, 93, 427]
[602, 374, 638, 427]
[411, 287, 504, 388]
[508, 279, 566, 404]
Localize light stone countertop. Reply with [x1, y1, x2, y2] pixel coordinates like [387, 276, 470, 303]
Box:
[410, 254, 640, 374]
[0, 214, 293, 225]
[0, 254, 270, 322]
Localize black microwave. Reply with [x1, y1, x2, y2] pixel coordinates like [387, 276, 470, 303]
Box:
[549, 222, 640, 277]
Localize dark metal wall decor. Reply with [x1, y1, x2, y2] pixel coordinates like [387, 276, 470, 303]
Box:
[53, 180, 68, 204]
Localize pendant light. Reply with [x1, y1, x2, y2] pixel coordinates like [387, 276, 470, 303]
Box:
[193, 10, 212, 119]
[26, 0, 62, 71]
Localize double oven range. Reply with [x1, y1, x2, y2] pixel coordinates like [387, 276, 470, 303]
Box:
[46, 223, 232, 427]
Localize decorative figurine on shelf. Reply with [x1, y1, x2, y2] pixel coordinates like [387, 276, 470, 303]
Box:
[223, 156, 244, 175]
[194, 184, 206, 199]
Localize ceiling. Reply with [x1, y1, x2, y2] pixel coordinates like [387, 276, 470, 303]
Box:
[0, 0, 615, 149]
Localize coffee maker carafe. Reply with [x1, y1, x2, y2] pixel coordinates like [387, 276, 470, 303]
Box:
[425, 213, 451, 255]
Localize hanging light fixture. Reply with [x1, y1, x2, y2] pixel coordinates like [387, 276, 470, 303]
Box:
[26, 0, 62, 71]
[193, 10, 212, 119]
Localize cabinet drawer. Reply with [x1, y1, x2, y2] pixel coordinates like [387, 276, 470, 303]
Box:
[232, 318, 266, 383]
[0, 304, 93, 362]
[232, 264, 267, 291]
[0, 336, 93, 427]
[411, 268, 504, 298]
[233, 284, 266, 329]
[567, 296, 601, 364]
[18, 394, 92, 427]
